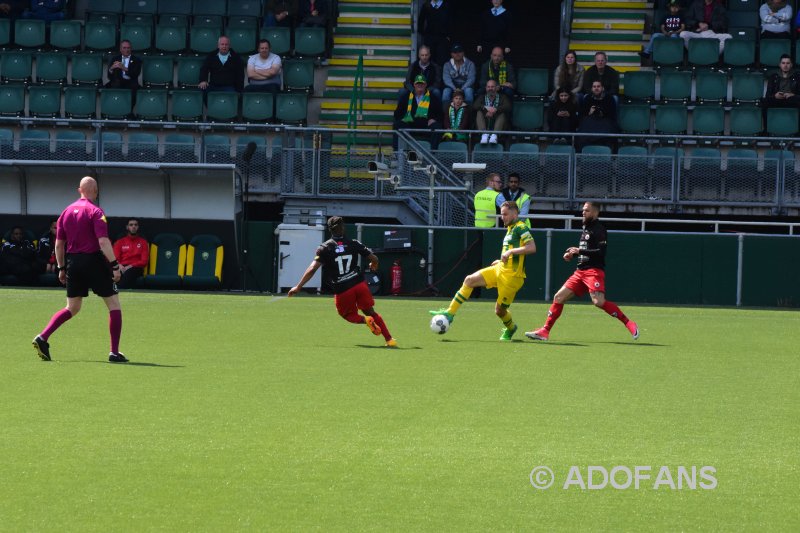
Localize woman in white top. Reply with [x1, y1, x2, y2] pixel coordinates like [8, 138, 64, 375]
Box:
[246, 39, 282, 93]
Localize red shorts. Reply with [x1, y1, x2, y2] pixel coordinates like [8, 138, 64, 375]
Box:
[564, 268, 606, 298]
[334, 281, 375, 317]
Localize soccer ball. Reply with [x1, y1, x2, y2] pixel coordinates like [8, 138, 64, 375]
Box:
[430, 314, 450, 335]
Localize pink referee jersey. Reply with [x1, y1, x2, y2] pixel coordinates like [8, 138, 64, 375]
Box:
[56, 198, 109, 253]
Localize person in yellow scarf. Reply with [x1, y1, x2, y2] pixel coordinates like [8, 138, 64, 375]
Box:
[478, 46, 516, 99]
[392, 75, 443, 150]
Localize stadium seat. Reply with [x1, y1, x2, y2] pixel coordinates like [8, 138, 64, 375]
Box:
[203, 134, 232, 164]
[731, 71, 764, 104]
[0, 52, 32, 83]
[127, 132, 160, 161]
[727, 0, 759, 10]
[154, 24, 187, 54]
[653, 37, 684, 68]
[723, 39, 755, 70]
[192, 0, 226, 18]
[120, 22, 153, 52]
[87, 0, 123, 22]
[227, 25, 258, 55]
[0, 18, 10, 49]
[622, 70, 655, 103]
[84, 20, 117, 52]
[100, 88, 133, 119]
[577, 145, 613, 197]
[55, 130, 87, 161]
[508, 143, 540, 189]
[171, 89, 204, 121]
[472, 143, 506, 175]
[683, 147, 722, 201]
[136, 88, 169, 121]
[49, 20, 82, 52]
[96, 131, 124, 161]
[35, 53, 68, 85]
[655, 104, 688, 135]
[64, 86, 97, 118]
[183, 234, 223, 290]
[190, 26, 221, 54]
[275, 92, 308, 125]
[0, 128, 13, 159]
[433, 141, 469, 173]
[143, 56, 175, 88]
[162, 133, 198, 163]
[511, 100, 544, 131]
[541, 144, 573, 197]
[691, 104, 725, 137]
[241, 91, 274, 123]
[617, 103, 651, 135]
[616, 145, 649, 188]
[764, 149, 792, 202]
[659, 70, 692, 103]
[176, 56, 204, 88]
[14, 19, 46, 50]
[124, 0, 157, 17]
[261, 27, 291, 57]
[650, 146, 681, 200]
[759, 39, 790, 69]
[725, 148, 759, 181]
[282, 58, 314, 92]
[18, 129, 51, 160]
[0, 84, 25, 116]
[228, 1, 261, 19]
[729, 105, 762, 137]
[515, 68, 549, 100]
[206, 91, 240, 122]
[158, 0, 192, 16]
[28, 85, 62, 118]
[70, 54, 104, 86]
[687, 39, 720, 69]
[144, 233, 186, 289]
[293, 27, 326, 58]
[766, 107, 799, 137]
[193, 14, 224, 30]
[694, 69, 728, 103]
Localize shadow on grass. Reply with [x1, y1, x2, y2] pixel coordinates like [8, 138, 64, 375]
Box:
[599, 342, 667, 347]
[354, 344, 423, 350]
[439, 338, 588, 347]
[54, 360, 184, 368]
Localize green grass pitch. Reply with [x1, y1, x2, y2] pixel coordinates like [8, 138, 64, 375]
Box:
[1, 288, 798, 531]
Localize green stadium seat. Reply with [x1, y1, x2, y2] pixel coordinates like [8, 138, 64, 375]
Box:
[0, 128, 13, 159]
[0, 18, 10, 49]
[135, 88, 168, 120]
[96, 131, 124, 161]
[158, 0, 192, 15]
[84, 20, 117, 52]
[48, 20, 82, 52]
[64, 86, 97, 118]
[190, 26, 220, 54]
[766, 107, 799, 137]
[192, 0, 226, 17]
[653, 37, 684, 68]
[731, 71, 764, 103]
[725, 148, 759, 189]
[659, 70, 692, 103]
[0, 84, 25, 116]
[241, 91, 274, 122]
[183, 234, 223, 290]
[683, 147, 721, 201]
[577, 144, 613, 197]
[162, 133, 198, 163]
[192, 14, 224, 30]
[508, 143, 540, 188]
[0, 52, 32, 83]
[622, 70, 655, 103]
[203, 134, 232, 164]
[616, 145, 649, 183]
[275, 92, 308, 124]
[124, 0, 157, 16]
[764, 149, 792, 202]
[655, 104, 688, 135]
[618, 103, 651, 134]
[261, 27, 291, 56]
[723, 39, 755, 70]
[206, 91, 239, 122]
[143, 56, 174, 88]
[515, 67, 549, 100]
[472, 143, 505, 175]
[127, 132, 159, 161]
[100, 88, 133, 119]
[171, 89, 204, 121]
[87, 0, 123, 22]
[159, 14, 189, 28]
[70, 54, 103, 86]
[228, 1, 261, 19]
[759, 39, 791, 70]
[282, 58, 314, 92]
[433, 141, 469, 172]
[728, 0, 758, 10]
[18, 129, 51, 160]
[687, 38, 720, 68]
[176, 56, 204, 88]
[154, 24, 187, 54]
[691, 104, 725, 138]
[144, 233, 186, 289]
[34, 53, 68, 84]
[293, 27, 326, 58]
[121, 22, 153, 52]
[511, 100, 544, 131]
[729, 105, 762, 137]
[55, 130, 87, 161]
[227, 25, 258, 55]
[542, 144, 573, 197]
[14, 19, 46, 50]
[694, 69, 728, 103]
[28, 85, 62, 117]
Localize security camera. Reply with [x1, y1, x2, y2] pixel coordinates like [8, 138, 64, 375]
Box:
[407, 150, 419, 164]
[388, 174, 401, 186]
[452, 163, 487, 172]
[367, 161, 389, 174]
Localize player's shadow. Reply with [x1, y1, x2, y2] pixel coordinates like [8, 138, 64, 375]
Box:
[439, 339, 587, 347]
[355, 344, 423, 350]
[57, 360, 184, 368]
[600, 341, 666, 347]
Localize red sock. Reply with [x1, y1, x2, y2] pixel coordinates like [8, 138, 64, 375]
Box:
[543, 302, 563, 331]
[601, 301, 628, 323]
[109, 309, 122, 353]
[340, 311, 363, 324]
[40, 308, 72, 341]
[371, 312, 392, 340]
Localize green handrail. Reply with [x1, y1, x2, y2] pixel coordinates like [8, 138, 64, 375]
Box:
[345, 52, 365, 168]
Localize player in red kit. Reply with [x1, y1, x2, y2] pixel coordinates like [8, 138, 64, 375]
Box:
[113, 218, 149, 289]
[288, 216, 397, 347]
[525, 201, 638, 342]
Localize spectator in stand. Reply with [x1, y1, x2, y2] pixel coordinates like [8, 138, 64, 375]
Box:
[639, 1, 685, 59]
[417, 0, 452, 68]
[762, 54, 800, 122]
[478, 46, 516, 99]
[392, 75, 443, 150]
[0, 226, 37, 284]
[402, 46, 442, 102]
[0, 0, 26, 19]
[473, 79, 511, 145]
[298, 0, 327, 27]
[264, 0, 298, 28]
[680, 0, 732, 55]
[548, 87, 579, 135]
[552, 49, 584, 100]
[761, 0, 792, 40]
[442, 88, 472, 142]
[581, 51, 619, 105]
[442, 43, 476, 106]
[501, 172, 532, 227]
[36, 219, 57, 275]
[246, 39, 282, 94]
[21, 0, 64, 22]
[198, 36, 245, 94]
[105, 40, 141, 110]
[112, 218, 149, 289]
[476, 0, 511, 64]
[577, 80, 618, 151]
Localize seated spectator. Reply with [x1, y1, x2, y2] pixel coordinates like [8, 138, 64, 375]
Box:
[112, 218, 149, 289]
[402, 45, 442, 102]
[36, 219, 57, 274]
[105, 40, 141, 108]
[442, 88, 472, 142]
[417, 0, 452, 67]
[264, 0, 298, 28]
[761, 0, 792, 40]
[0, 226, 37, 284]
[392, 75, 443, 150]
[472, 79, 511, 144]
[762, 54, 800, 120]
[548, 87, 579, 134]
[478, 46, 516, 99]
[0, 0, 26, 19]
[298, 0, 327, 27]
[640, 1, 684, 59]
[198, 36, 245, 94]
[21, 0, 64, 22]
[246, 39, 282, 94]
[577, 80, 618, 151]
[679, 0, 732, 54]
[552, 49, 584, 100]
[442, 43, 476, 106]
[476, 0, 511, 64]
[581, 52, 619, 104]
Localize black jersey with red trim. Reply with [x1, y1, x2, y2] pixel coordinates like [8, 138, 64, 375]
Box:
[576, 218, 607, 270]
[315, 236, 373, 294]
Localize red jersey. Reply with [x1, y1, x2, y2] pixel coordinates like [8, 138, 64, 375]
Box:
[113, 234, 149, 268]
[56, 198, 109, 254]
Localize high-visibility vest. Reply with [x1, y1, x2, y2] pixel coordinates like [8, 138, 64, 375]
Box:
[474, 188, 500, 227]
[516, 192, 532, 228]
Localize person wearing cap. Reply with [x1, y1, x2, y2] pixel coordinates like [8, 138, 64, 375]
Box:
[442, 43, 476, 106]
[639, 1, 684, 59]
[288, 216, 397, 348]
[392, 74, 443, 150]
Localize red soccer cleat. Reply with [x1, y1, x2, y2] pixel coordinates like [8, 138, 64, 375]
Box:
[524, 327, 549, 341]
[364, 316, 382, 336]
[626, 320, 639, 340]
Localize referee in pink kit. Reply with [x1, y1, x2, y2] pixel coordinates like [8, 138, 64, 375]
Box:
[32, 176, 128, 363]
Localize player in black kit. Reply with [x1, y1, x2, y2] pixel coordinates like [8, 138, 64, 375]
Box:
[525, 202, 638, 341]
[288, 216, 397, 347]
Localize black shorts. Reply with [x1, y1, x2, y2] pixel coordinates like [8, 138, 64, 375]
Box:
[65, 252, 118, 298]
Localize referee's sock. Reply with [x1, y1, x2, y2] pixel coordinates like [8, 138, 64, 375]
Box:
[447, 284, 473, 315]
[109, 309, 122, 353]
[40, 308, 73, 341]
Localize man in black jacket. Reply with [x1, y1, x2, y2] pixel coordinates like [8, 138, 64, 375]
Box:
[418, 0, 452, 67]
[762, 54, 800, 123]
[679, 0, 732, 54]
[198, 36, 245, 93]
[402, 46, 442, 100]
[393, 75, 443, 150]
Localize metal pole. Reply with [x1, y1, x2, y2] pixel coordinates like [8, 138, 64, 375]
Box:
[736, 233, 744, 307]
[545, 229, 552, 302]
[427, 228, 434, 286]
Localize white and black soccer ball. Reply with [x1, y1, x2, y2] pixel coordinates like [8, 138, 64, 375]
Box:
[430, 314, 450, 335]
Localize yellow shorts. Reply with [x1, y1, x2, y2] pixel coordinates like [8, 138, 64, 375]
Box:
[479, 262, 525, 307]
